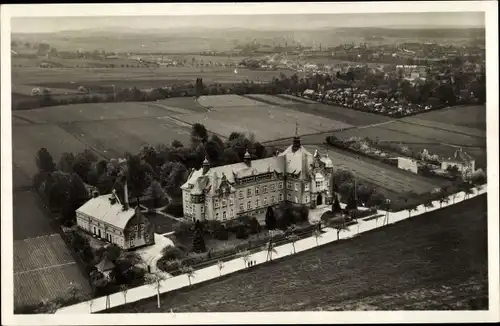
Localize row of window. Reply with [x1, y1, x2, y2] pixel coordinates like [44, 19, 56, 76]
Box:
[238, 182, 284, 199]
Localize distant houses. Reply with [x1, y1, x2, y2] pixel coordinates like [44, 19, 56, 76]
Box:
[441, 148, 476, 179]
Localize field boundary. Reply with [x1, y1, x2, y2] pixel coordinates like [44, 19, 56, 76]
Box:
[56, 184, 487, 314]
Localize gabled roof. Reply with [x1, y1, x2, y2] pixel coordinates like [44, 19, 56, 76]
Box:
[95, 256, 115, 272]
[76, 193, 136, 230]
[445, 148, 474, 163]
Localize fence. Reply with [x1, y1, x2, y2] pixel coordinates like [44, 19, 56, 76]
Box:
[56, 184, 487, 314]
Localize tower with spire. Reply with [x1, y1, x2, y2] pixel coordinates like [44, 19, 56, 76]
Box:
[202, 156, 210, 174]
[292, 121, 301, 152]
[244, 148, 252, 166]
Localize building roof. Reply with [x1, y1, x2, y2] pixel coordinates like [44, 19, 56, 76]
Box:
[445, 148, 474, 163]
[95, 256, 115, 272]
[76, 192, 136, 230]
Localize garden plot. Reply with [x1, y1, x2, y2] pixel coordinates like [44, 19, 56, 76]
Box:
[12, 124, 90, 178]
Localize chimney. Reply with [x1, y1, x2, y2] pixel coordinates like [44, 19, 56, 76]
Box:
[123, 181, 129, 210]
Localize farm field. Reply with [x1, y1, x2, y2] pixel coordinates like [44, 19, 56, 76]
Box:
[61, 117, 193, 159]
[409, 105, 486, 130]
[12, 84, 82, 96]
[14, 234, 92, 310]
[12, 124, 91, 180]
[13, 190, 57, 240]
[262, 94, 392, 126]
[192, 95, 353, 142]
[12, 66, 292, 90]
[107, 195, 488, 312]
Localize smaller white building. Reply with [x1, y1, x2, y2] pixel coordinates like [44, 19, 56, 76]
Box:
[441, 148, 476, 180]
[398, 157, 418, 174]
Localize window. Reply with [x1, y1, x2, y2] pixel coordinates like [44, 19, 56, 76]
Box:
[263, 185, 268, 193]
[295, 196, 299, 203]
[247, 188, 252, 197]
[222, 199, 227, 207]
[230, 209, 234, 218]
[271, 184, 276, 191]
[129, 239, 134, 247]
[134, 225, 138, 231]
[247, 201, 251, 210]
[139, 223, 144, 231]
[214, 199, 220, 208]
[316, 181, 321, 188]
[201, 205, 204, 213]
[192, 204, 195, 212]
[255, 199, 260, 207]
[287, 182, 292, 190]
[93, 227, 96, 235]
[223, 211, 227, 220]
[255, 186, 260, 195]
[229, 196, 234, 205]
[264, 197, 268, 205]
[239, 191, 244, 199]
[294, 183, 299, 191]
[305, 184, 310, 191]
[271, 196, 275, 203]
[287, 193, 292, 201]
[279, 182, 284, 189]
[279, 193, 283, 201]
[239, 203, 244, 212]
[305, 196, 309, 203]
[216, 212, 220, 220]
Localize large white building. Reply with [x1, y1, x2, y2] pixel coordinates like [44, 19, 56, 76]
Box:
[181, 135, 335, 223]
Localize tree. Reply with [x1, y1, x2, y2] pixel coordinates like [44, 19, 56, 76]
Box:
[67, 282, 83, 302]
[265, 240, 277, 262]
[249, 217, 261, 234]
[451, 192, 460, 204]
[407, 206, 418, 218]
[439, 194, 450, 208]
[144, 180, 167, 208]
[424, 201, 434, 212]
[331, 194, 342, 214]
[265, 206, 277, 230]
[145, 272, 166, 309]
[119, 284, 129, 304]
[192, 227, 206, 253]
[217, 261, 224, 276]
[191, 123, 209, 145]
[180, 265, 195, 285]
[312, 228, 322, 246]
[122, 155, 151, 206]
[332, 223, 349, 240]
[36, 148, 56, 173]
[160, 161, 188, 198]
[286, 233, 299, 254]
[171, 140, 184, 148]
[58, 152, 76, 173]
[239, 250, 251, 268]
[464, 186, 474, 200]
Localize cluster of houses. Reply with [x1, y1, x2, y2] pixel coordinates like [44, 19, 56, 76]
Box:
[302, 88, 432, 116]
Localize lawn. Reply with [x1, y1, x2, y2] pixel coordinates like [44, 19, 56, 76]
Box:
[106, 195, 488, 312]
[144, 213, 179, 235]
[13, 190, 57, 240]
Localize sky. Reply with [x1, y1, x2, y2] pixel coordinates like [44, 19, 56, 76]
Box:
[11, 12, 485, 34]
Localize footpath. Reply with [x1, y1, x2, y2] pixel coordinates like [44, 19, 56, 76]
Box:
[56, 185, 487, 314]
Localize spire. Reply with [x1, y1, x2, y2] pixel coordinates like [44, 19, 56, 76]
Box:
[314, 149, 319, 158]
[202, 156, 210, 174]
[244, 148, 252, 166]
[292, 121, 301, 152]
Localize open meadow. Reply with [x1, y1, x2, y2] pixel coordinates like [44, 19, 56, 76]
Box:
[107, 195, 488, 312]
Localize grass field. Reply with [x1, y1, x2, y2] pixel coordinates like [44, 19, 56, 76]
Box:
[192, 95, 353, 141]
[106, 195, 488, 312]
[13, 190, 56, 240]
[14, 234, 92, 309]
[12, 124, 92, 180]
[409, 105, 487, 130]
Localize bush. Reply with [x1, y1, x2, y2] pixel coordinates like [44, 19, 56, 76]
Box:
[249, 217, 261, 234]
[165, 202, 184, 217]
[214, 224, 229, 241]
[161, 245, 186, 260]
[173, 220, 194, 238]
[235, 225, 249, 239]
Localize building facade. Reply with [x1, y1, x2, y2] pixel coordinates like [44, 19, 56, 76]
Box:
[441, 148, 476, 180]
[181, 136, 335, 223]
[76, 186, 155, 250]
